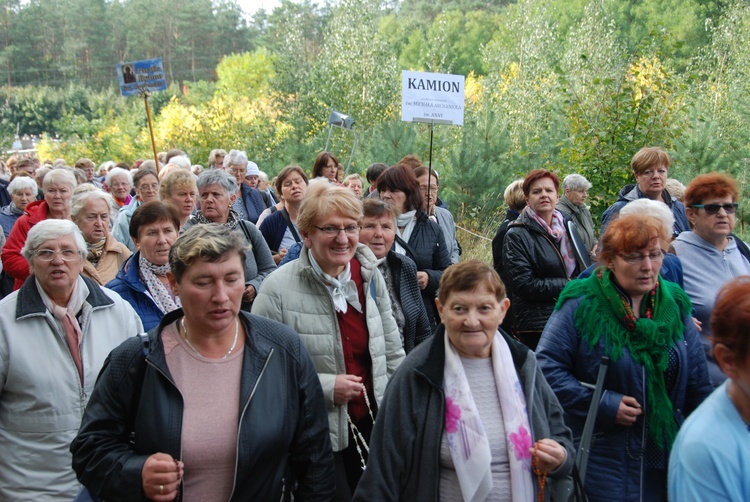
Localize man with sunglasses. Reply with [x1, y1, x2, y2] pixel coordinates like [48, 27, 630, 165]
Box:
[601, 146, 691, 235]
[670, 172, 750, 386]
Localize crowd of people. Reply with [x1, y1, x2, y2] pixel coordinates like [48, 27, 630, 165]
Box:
[0, 145, 747, 501]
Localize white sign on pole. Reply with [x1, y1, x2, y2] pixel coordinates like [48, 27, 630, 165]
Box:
[401, 71, 465, 126]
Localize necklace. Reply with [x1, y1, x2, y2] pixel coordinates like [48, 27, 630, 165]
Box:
[181, 317, 239, 359]
[346, 383, 375, 471]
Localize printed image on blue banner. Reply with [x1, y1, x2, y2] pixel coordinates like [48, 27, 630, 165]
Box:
[116, 58, 167, 97]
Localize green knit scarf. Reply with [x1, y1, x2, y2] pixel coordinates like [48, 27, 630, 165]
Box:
[555, 268, 693, 448]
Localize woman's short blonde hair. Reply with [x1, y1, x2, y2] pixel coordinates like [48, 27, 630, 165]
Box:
[297, 183, 363, 234]
[169, 224, 249, 283]
[159, 169, 197, 200]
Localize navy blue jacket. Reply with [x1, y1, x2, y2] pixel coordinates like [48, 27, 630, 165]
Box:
[601, 184, 690, 236]
[105, 252, 164, 331]
[536, 296, 712, 501]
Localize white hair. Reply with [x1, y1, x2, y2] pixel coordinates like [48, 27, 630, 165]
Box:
[43, 168, 77, 189]
[22, 219, 87, 260]
[8, 176, 38, 195]
[223, 150, 248, 168]
[70, 189, 118, 223]
[106, 167, 133, 187]
[196, 169, 238, 196]
[562, 174, 592, 191]
[170, 155, 191, 170]
[620, 198, 674, 239]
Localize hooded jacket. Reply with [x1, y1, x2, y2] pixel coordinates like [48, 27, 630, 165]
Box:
[600, 184, 690, 235]
[670, 231, 750, 384]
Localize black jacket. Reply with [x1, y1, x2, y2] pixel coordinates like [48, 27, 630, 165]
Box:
[503, 210, 581, 334]
[385, 250, 432, 353]
[70, 309, 334, 501]
[353, 326, 574, 501]
[397, 211, 451, 328]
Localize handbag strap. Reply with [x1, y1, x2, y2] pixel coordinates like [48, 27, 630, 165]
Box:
[280, 208, 301, 243]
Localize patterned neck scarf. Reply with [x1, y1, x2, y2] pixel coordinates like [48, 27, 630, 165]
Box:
[138, 253, 181, 315]
[86, 238, 107, 267]
[556, 268, 693, 448]
[443, 331, 535, 502]
[193, 208, 241, 228]
[9, 202, 23, 215]
[394, 210, 417, 255]
[525, 206, 577, 277]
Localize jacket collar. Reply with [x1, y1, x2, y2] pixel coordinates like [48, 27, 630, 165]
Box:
[116, 252, 148, 292]
[15, 274, 114, 319]
[416, 325, 530, 388]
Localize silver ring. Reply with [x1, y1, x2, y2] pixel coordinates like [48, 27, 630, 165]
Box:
[159, 484, 164, 495]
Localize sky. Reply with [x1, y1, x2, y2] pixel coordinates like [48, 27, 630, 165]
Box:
[236, 0, 282, 17]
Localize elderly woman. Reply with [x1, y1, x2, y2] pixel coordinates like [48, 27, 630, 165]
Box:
[0, 220, 142, 500]
[503, 169, 582, 350]
[0, 174, 37, 238]
[71, 190, 131, 285]
[112, 167, 160, 251]
[536, 214, 712, 502]
[2, 168, 77, 290]
[208, 148, 227, 170]
[183, 170, 276, 308]
[414, 165, 460, 264]
[72, 224, 334, 501]
[225, 149, 271, 224]
[557, 173, 596, 255]
[253, 183, 405, 500]
[359, 198, 432, 353]
[259, 165, 308, 264]
[343, 173, 364, 198]
[312, 151, 340, 184]
[601, 146, 690, 235]
[670, 172, 750, 386]
[378, 164, 451, 329]
[354, 260, 574, 501]
[159, 168, 197, 228]
[106, 202, 181, 331]
[669, 276, 750, 501]
[106, 167, 133, 208]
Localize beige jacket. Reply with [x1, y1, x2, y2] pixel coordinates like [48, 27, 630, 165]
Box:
[82, 235, 131, 286]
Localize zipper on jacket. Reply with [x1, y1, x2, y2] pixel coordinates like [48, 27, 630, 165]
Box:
[228, 349, 274, 501]
[145, 358, 185, 492]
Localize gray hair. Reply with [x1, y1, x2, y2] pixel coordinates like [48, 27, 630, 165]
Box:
[22, 219, 87, 260]
[8, 176, 38, 195]
[70, 189, 118, 223]
[223, 149, 248, 168]
[196, 169, 238, 196]
[139, 159, 162, 172]
[258, 170, 269, 183]
[170, 155, 191, 170]
[106, 167, 133, 187]
[562, 174, 592, 191]
[43, 168, 77, 189]
[98, 160, 116, 175]
[620, 198, 674, 239]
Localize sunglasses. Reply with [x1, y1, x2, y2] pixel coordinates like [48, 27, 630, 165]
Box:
[690, 203, 738, 215]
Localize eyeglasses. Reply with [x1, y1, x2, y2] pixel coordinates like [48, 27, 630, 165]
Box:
[419, 185, 438, 194]
[619, 250, 665, 265]
[228, 167, 246, 174]
[35, 249, 82, 262]
[690, 203, 738, 215]
[314, 225, 361, 236]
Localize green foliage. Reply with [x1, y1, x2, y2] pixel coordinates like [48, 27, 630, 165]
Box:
[215, 49, 275, 100]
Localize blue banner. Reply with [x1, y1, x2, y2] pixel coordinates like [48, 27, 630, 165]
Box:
[116, 58, 168, 97]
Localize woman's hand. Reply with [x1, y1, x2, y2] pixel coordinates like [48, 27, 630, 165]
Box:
[416, 271, 428, 290]
[615, 395, 643, 426]
[243, 285, 256, 303]
[333, 374, 363, 406]
[142, 453, 183, 501]
[273, 248, 288, 265]
[530, 438, 567, 474]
